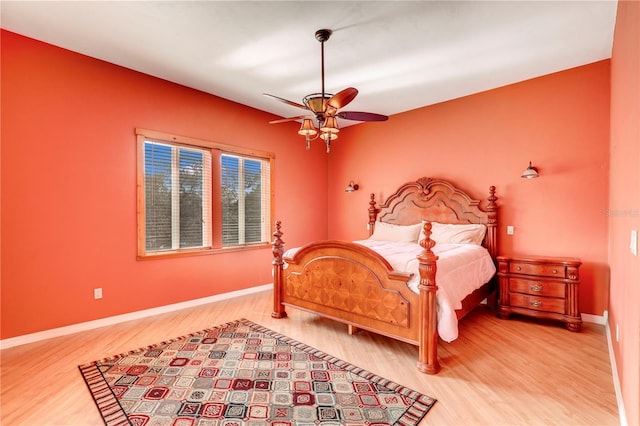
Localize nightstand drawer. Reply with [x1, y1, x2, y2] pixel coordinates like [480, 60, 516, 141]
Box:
[509, 262, 565, 278]
[510, 293, 565, 314]
[509, 278, 566, 298]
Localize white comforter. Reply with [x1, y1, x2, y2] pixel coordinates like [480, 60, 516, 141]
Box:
[354, 240, 496, 342]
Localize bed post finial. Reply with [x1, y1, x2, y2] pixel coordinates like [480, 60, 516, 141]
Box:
[271, 221, 287, 319]
[368, 193, 378, 237]
[417, 221, 441, 374]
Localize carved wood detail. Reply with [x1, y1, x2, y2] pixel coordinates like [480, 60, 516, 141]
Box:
[374, 178, 498, 258]
[285, 257, 411, 327]
[271, 221, 287, 319]
[416, 222, 440, 374]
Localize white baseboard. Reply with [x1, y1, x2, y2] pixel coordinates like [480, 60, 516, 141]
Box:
[602, 311, 627, 426]
[0, 284, 272, 350]
[581, 312, 607, 325]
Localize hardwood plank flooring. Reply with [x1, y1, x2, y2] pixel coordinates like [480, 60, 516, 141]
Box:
[0, 290, 619, 425]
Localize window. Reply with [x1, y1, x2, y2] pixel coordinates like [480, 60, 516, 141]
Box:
[221, 154, 268, 246]
[137, 129, 273, 258]
[143, 142, 212, 252]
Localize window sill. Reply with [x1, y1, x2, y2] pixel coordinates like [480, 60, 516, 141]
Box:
[137, 243, 270, 261]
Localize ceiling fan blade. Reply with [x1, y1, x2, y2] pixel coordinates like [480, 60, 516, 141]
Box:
[269, 115, 309, 124]
[337, 111, 389, 122]
[327, 87, 358, 110]
[263, 93, 307, 110]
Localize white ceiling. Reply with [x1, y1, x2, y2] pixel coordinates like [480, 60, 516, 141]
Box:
[1, 1, 617, 127]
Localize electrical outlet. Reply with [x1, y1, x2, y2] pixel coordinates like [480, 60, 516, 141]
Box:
[507, 226, 514, 235]
[94, 288, 103, 300]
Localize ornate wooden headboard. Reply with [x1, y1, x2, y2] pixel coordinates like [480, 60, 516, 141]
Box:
[367, 177, 499, 257]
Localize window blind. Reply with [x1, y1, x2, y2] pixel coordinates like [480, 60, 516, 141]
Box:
[221, 153, 271, 247]
[144, 140, 212, 251]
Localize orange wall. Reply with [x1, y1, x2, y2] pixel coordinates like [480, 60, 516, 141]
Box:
[328, 60, 611, 317]
[0, 31, 329, 339]
[609, 1, 640, 424]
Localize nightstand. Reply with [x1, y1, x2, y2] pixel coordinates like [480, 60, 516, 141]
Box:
[496, 255, 582, 331]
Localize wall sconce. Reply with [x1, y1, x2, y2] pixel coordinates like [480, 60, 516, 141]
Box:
[345, 181, 359, 192]
[521, 161, 539, 179]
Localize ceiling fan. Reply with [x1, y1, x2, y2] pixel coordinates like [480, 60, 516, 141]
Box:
[263, 28, 388, 153]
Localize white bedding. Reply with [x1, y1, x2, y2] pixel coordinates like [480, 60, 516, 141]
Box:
[354, 240, 496, 342]
[283, 240, 495, 343]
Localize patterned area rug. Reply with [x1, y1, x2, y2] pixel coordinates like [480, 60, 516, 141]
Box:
[79, 319, 436, 425]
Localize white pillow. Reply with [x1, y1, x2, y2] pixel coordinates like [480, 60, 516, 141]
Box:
[369, 221, 423, 242]
[420, 221, 487, 245]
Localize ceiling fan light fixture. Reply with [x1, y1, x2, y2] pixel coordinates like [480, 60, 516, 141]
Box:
[298, 118, 318, 136]
[320, 131, 336, 153]
[320, 116, 340, 133]
[320, 132, 338, 141]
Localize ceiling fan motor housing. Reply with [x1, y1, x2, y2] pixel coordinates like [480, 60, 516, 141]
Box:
[303, 93, 333, 115]
[315, 29, 332, 43]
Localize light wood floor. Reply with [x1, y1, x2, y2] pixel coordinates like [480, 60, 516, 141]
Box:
[1, 290, 619, 425]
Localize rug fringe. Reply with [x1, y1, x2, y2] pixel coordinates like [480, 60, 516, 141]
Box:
[78, 363, 131, 426]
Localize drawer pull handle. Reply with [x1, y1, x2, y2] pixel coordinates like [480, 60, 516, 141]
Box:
[529, 300, 543, 308]
[529, 284, 543, 292]
[552, 269, 558, 274]
[516, 266, 522, 271]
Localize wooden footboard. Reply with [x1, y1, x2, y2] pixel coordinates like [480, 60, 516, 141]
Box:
[271, 220, 442, 374]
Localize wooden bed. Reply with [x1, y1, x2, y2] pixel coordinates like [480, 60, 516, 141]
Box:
[271, 177, 498, 374]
